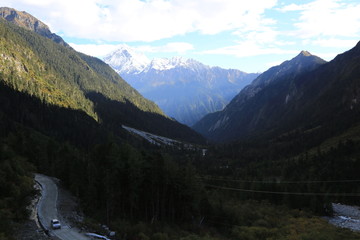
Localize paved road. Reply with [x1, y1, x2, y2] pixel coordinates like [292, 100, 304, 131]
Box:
[35, 174, 90, 240]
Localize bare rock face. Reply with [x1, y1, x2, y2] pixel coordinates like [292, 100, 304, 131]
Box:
[0, 7, 68, 47]
[0, 7, 48, 32]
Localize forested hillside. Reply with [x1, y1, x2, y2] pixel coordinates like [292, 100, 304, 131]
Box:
[193, 51, 327, 142]
[189, 43, 360, 239]
[1, 7, 360, 240]
[195, 42, 360, 147]
[0, 85, 204, 239]
[0, 18, 161, 117]
[0, 17, 204, 143]
[0, 11, 204, 239]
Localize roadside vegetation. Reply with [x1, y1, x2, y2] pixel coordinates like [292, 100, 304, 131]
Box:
[1, 122, 360, 240]
[0, 135, 36, 240]
[1, 13, 360, 240]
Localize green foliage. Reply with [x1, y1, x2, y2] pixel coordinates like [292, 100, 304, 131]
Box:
[138, 232, 150, 240]
[78, 52, 163, 114]
[2, 14, 360, 240]
[0, 19, 96, 118]
[196, 41, 360, 146]
[198, 131, 360, 214]
[2, 123, 203, 226]
[80, 143, 204, 224]
[0, 18, 165, 117]
[152, 232, 169, 240]
[205, 199, 360, 240]
[1, 93, 358, 240]
[0, 137, 35, 239]
[0, 18, 204, 144]
[231, 226, 277, 240]
[281, 217, 360, 240]
[87, 92, 204, 143]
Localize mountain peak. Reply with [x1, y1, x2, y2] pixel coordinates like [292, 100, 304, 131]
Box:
[104, 45, 150, 74]
[148, 56, 205, 71]
[291, 50, 326, 66]
[230, 50, 327, 109]
[0, 7, 68, 46]
[299, 50, 312, 57]
[0, 7, 48, 32]
[104, 46, 208, 74]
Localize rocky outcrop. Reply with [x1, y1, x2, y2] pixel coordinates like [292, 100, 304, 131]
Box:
[0, 7, 68, 46]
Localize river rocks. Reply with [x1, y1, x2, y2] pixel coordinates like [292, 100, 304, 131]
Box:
[326, 203, 360, 232]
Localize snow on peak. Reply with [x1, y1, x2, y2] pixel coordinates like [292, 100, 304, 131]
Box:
[147, 56, 206, 71]
[104, 46, 207, 74]
[103, 45, 150, 74]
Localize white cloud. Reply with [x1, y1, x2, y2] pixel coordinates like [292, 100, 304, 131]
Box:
[200, 41, 298, 58]
[137, 42, 194, 54]
[69, 42, 194, 57]
[277, 3, 306, 12]
[281, 0, 360, 39]
[4, 0, 278, 42]
[6, 0, 359, 73]
[203, 21, 296, 58]
[310, 38, 358, 49]
[69, 43, 122, 57]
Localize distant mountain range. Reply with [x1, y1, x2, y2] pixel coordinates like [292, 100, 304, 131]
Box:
[194, 43, 360, 143]
[3, 6, 360, 150]
[104, 46, 259, 126]
[0, 7, 204, 144]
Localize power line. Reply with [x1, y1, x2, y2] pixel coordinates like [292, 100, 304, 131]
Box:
[199, 177, 360, 184]
[205, 184, 360, 197]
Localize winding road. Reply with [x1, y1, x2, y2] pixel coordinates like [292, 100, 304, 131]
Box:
[35, 174, 90, 240]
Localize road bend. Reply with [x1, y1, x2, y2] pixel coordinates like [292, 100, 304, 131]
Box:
[35, 174, 90, 240]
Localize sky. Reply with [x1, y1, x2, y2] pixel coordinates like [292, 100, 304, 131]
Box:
[3, 0, 360, 73]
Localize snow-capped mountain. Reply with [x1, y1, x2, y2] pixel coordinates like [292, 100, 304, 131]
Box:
[105, 46, 207, 73]
[146, 57, 206, 72]
[104, 46, 259, 126]
[103, 45, 150, 74]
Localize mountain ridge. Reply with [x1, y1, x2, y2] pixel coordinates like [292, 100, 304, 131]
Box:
[104, 46, 259, 126]
[0, 10, 204, 143]
[0, 6, 69, 47]
[193, 50, 328, 142]
[103, 45, 150, 74]
[105, 45, 213, 74]
[146, 56, 206, 72]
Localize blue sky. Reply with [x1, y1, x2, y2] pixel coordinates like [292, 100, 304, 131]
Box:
[3, 0, 360, 73]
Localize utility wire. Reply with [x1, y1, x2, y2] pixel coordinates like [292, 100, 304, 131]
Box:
[199, 176, 360, 184]
[205, 184, 360, 197]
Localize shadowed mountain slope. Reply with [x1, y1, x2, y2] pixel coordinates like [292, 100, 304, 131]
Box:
[0, 9, 204, 143]
[104, 46, 259, 126]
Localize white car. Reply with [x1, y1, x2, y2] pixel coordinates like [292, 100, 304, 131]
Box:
[51, 219, 61, 229]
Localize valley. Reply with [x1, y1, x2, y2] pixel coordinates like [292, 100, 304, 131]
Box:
[104, 46, 259, 126]
[35, 174, 90, 240]
[1, 6, 360, 240]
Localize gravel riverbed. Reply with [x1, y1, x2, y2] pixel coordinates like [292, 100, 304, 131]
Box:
[326, 203, 360, 232]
